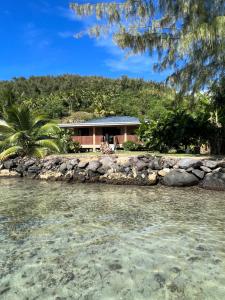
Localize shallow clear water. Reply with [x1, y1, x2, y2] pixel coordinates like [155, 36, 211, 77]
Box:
[0, 179, 225, 300]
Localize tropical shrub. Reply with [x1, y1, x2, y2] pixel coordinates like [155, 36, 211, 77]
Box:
[123, 141, 140, 151]
[58, 129, 81, 153]
[0, 105, 61, 160]
[138, 110, 214, 153]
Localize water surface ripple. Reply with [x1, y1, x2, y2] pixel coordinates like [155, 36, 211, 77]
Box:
[0, 178, 225, 300]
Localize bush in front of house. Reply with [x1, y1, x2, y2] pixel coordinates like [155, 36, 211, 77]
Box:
[123, 141, 140, 151]
[59, 129, 81, 153]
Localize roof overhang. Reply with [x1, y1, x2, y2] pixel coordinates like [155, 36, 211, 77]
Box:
[59, 121, 141, 128]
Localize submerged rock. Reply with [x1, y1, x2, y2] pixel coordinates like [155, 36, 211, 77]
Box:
[200, 172, 225, 191]
[162, 169, 199, 187]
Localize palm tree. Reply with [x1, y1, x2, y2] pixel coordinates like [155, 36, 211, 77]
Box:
[0, 105, 61, 160]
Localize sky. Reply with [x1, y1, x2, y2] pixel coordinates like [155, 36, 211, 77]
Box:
[0, 0, 170, 82]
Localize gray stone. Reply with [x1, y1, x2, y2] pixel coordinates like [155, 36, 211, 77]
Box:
[200, 172, 225, 191]
[200, 166, 212, 173]
[86, 160, 102, 172]
[78, 161, 88, 169]
[192, 169, 205, 179]
[177, 158, 202, 169]
[3, 159, 16, 170]
[135, 160, 148, 171]
[149, 158, 162, 170]
[27, 165, 41, 174]
[162, 158, 178, 168]
[59, 163, 67, 173]
[203, 160, 218, 169]
[212, 167, 222, 173]
[99, 156, 116, 170]
[162, 169, 199, 187]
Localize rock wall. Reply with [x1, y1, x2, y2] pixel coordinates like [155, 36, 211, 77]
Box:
[1, 155, 225, 191]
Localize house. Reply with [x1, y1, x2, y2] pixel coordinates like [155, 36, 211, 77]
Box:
[59, 116, 141, 151]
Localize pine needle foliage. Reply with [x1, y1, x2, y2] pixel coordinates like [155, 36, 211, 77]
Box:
[70, 0, 225, 93]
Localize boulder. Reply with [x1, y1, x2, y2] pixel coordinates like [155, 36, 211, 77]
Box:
[135, 159, 148, 171]
[99, 156, 117, 170]
[27, 165, 41, 174]
[3, 159, 17, 170]
[39, 171, 62, 181]
[24, 159, 36, 169]
[203, 160, 218, 169]
[158, 168, 170, 177]
[200, 172, 225, 191]
[78, 161, 89, 169]
[200, 166, 212, 173]
[162, 169, 199, 187]
[59, 163, 67, 173]
[86, 160, 102, 172]
[148, 157, 162, 170]
[148, 172, 158, 185]
[177, 158, 202, 169]
[192, 169, 205, 179]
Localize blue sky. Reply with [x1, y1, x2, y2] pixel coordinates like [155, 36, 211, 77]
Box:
[0, 0, 170, 81]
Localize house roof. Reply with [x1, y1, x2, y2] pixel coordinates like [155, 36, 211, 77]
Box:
[59, 116, 140, 128]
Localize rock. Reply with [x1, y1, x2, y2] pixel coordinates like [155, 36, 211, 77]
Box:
[96, 167, 106, 175]
[0, 169, 21, 177]
[78, 161, 88, 169]
[39, 171, 62, 181]
[192, 169, 205, 179]
[151, 158, 162, 170]
[3, 159, 17, 170]
[212, 167, 222, 173]
[99, 156, 116, 170]
[186, 167, 194, 172]
[86, 160, 102, 172]
[158, 168, 170, 177]
[70, 158, 80, 166]
[148, 172, 158, 185]
[203, 160, 218, 169]
[200, 166, 212, 173]
[200, 172, 225, 191]
[27, 165, 41, 174]
[162, 169, 199, 187]
[177, 158, 202, 169]
[60, 272, 75, 284]
[73, 172, 86, 182]
[162, 158, 178, 168]
[135, 160, 148, 171]
[64, 170, 73, 181]
[59, 163, 67, 173]
[24, 159, 36, 169]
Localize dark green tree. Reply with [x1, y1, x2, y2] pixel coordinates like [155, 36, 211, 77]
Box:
[71, 0, 225, 93]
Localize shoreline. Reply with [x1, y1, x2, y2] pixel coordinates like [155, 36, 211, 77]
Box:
[1, 155, 225, 191]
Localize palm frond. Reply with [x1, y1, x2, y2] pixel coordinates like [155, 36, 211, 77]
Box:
[35, 139, 61, 153]
[0, 146, 22, 161]
[36, 123, 60, 136]
[31, 147, 47, 158]
[0, 123, 15, 135]
[32, 115, 49, 128]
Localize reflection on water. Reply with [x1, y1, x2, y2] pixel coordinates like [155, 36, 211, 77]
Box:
[0, 178, 225, 300]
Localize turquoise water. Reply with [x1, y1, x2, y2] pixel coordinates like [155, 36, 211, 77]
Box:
[0, 178, 225, 300]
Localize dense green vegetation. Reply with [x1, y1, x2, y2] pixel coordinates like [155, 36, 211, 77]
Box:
[0, 105, 60, 160]
[0, 74, 225, 156]
[0, 75, 175, 121]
